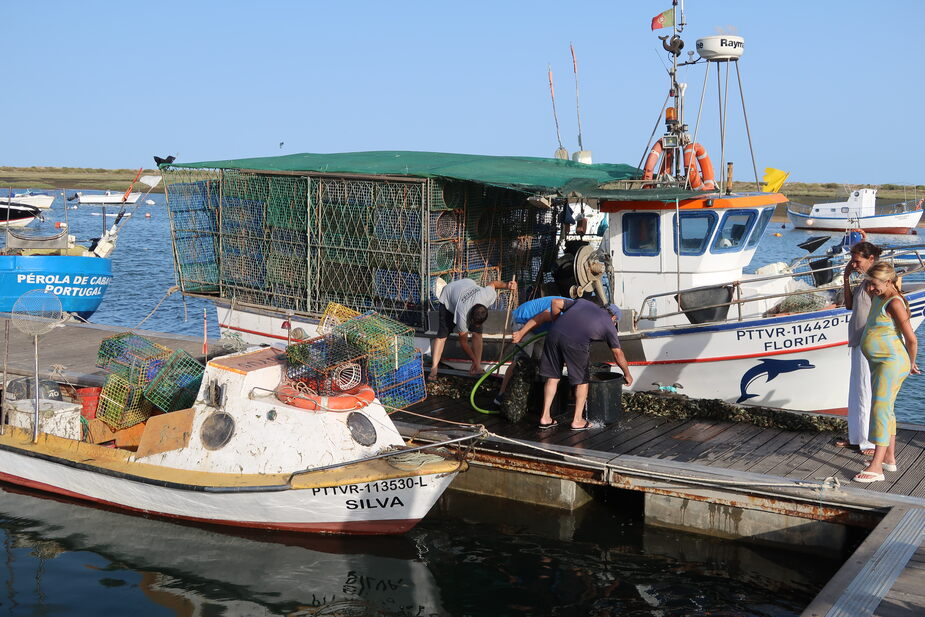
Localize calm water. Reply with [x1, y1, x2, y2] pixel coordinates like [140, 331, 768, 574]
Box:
[0, 485, 839, 617]
[0, 193, 896, 616]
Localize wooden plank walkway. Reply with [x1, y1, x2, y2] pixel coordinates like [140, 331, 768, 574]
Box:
[394, 394, 925, 502]
[393, 393, 925, 617]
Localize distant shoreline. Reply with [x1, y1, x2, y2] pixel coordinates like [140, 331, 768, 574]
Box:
[1, 165, 922, 203]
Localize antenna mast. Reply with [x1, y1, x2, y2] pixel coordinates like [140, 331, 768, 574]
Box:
[548, 66, 568, 160]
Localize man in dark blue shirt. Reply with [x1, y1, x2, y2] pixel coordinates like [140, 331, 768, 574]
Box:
[537, 299, 633, 430]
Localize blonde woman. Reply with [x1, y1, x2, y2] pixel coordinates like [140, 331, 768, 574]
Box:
[854, 262, 920, 483]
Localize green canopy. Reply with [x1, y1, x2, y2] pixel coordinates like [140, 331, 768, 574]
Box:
[166, 150, 650, 196]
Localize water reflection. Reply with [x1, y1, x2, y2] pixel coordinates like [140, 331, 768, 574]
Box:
[0, 485, 444, 616]
[0, 484, 842, 617]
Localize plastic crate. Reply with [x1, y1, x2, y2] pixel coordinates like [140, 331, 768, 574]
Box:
[143, 350, 205, 413]
[377, 375, 427, 410]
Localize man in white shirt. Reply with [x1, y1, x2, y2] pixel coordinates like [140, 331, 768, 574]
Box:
[429, 277, 516, 379]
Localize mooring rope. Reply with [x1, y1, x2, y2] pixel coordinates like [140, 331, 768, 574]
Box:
[134, 285, 180, 329]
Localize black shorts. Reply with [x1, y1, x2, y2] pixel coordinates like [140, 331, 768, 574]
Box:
[436, 304, 483, 338]
[538, 331, 590, 385]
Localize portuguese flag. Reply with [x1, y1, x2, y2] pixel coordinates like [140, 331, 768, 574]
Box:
[651, 8, 674, 30]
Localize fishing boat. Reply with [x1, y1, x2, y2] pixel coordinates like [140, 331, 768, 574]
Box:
[786, 188, 923, 234]
[0, 171, 159, 318]
[0, 342, 474, 534]
[156, 7, 925, 416]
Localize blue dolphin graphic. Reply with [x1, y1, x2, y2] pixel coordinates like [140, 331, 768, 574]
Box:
[736, 358, 815, 403]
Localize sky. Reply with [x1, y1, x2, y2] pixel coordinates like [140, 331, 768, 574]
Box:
[5, 1, 922, 185]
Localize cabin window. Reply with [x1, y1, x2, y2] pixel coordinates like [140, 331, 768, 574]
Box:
[622, 213, 660, 256]
[672, 212, 718, 255]
[711, 210, 756, 253]
[745, 208, 774, 249]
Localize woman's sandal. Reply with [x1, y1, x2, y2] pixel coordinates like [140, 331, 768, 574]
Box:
[865, 460, 898, 472]
[853, 471, 885, 483]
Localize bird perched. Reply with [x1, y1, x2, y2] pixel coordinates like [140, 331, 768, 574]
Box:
[153, 155, 176, 167]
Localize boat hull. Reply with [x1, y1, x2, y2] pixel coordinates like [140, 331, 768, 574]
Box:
[786, 208, 923, 234]
[0, 255, 111, 319]
[213, 290, 925, 415]
[0, 430, 459, 535]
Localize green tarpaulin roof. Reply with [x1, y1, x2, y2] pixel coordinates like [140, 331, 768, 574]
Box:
[166, 150, 708, 201]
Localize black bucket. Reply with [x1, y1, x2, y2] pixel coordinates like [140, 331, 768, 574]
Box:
[586, 371, 624, 425]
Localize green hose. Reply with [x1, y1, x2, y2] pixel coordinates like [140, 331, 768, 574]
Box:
[469, 332, 548, 415]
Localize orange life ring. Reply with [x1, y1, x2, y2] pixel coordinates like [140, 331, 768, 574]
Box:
[642, 140, 674, 181]
[682, 143, 716, 190]
[276, 383, 376, 412]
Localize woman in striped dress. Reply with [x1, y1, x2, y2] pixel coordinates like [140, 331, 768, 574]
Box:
[854, 262, 920, 483]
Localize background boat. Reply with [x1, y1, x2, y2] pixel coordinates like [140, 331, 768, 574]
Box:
[787, 188, 924, 234]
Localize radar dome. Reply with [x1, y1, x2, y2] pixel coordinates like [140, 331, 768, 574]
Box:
[696, 35, 744, 61]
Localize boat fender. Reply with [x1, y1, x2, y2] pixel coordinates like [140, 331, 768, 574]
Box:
[682, 143, 716, 190]
[276, 382, 375, 412]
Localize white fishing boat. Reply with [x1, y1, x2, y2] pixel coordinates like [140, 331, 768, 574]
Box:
[786, 188, 923, 234]
[0, 344, 474, 534]
[156, 7, 925, 416]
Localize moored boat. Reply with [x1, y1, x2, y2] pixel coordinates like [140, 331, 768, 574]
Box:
[155, 6, 925, 416]
[0, 191, 55, 210]
[0, 171, 159, 319]
[786, 188, 923, 234]
[0, 341, 475, 534]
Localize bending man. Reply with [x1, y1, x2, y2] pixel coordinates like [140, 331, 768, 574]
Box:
[429, 277, 517, 379]
[537, 298, 633, 430]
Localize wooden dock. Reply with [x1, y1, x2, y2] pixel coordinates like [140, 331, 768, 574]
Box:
[2, 319, 922, 616]
[393, 393, 925, 617]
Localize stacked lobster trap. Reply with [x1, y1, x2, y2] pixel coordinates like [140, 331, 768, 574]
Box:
[283, 303, 426, 410]
[164, 168, 557, 328]
[95, 333, 205, 430]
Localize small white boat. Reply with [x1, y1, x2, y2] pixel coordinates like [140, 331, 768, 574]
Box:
[0, 346, 473, 534]
[786, 188, 924, 234]
[0, 192, 55, 210]
[76, 190, 142, 205]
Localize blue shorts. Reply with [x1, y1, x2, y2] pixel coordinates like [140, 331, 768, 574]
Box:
[538, 331, 590, 385]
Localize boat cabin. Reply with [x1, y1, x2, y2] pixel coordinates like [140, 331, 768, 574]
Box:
[601, 192, 785, 327]
[810, 188, 876, 220]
